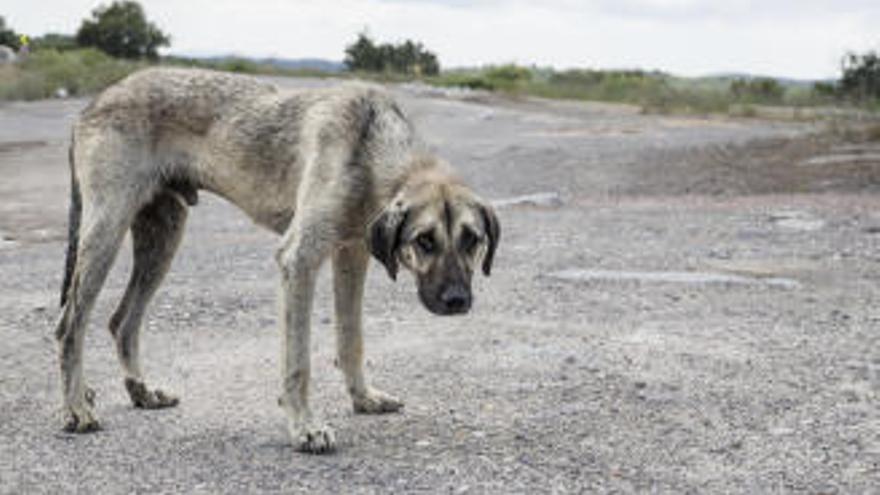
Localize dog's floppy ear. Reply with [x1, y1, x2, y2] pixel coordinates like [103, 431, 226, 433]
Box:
[367, 204, 409, 281]
[478, 202, 500, 276]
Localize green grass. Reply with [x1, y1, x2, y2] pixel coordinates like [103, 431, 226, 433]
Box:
[0, 48, 145, 101]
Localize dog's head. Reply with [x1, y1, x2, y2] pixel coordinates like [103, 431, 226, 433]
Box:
[367, 171, 499, 316]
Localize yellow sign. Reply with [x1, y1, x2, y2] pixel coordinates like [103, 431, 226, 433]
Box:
[19, 34, 29, 46]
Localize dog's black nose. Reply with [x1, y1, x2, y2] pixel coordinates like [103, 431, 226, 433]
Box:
[440, 285, 471, 313]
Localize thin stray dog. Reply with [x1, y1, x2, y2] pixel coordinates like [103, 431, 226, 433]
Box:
[54, 67, 499, 453]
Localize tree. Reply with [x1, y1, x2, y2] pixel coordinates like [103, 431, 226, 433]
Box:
[417, 48, 439, 76]
[75, 1, 169, 59]
[343, 31, 440, 76]
[839, 50, 880, 102]
[344, 32, 382, 72]
[0, 16, 21, 49]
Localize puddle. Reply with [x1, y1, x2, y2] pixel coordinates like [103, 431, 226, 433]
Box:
[798, 153, 880, 166]
[769, 210, 825, 231]
[548, 268, 799, 289]
[493, 192, 564, 209]
[0, 232, 18, 250]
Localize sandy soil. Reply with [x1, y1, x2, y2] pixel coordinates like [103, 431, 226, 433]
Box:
[1, 76, 878, 493]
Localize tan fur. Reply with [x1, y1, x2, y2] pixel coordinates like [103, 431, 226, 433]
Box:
[54, 67, 499, 454]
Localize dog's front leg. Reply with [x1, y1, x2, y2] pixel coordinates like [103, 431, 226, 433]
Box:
[276, 225, 335, 454]
[332, 244, 404, 414]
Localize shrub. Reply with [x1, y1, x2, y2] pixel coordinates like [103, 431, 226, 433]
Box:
[31, 33, 78, 52]
[0, 48, 143, 100]
[216, 57, 261, 74]
[431, 71, 496, 90]
[730, 77, 785, 104]
[484, 64, 532, 91]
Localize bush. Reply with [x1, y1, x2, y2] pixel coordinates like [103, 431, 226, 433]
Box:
[484, 64, 532, 91]
[0, 48, 143, 100]
[431, 71, 495, 91]
[730, 77, 785, 104]
[31, 33, 78, 52]
[431, 65, 532, 92]
[215, 57, 261, 74]
[812, 81, 837, 98]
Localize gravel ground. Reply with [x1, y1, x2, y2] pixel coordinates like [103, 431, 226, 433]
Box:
[1, 76, 878, 493]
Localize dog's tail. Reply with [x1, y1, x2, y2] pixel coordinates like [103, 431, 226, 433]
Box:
[60, 132, 81, 308]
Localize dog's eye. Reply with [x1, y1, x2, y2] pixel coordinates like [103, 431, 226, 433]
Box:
[460, 228, 479, 253]
[415, 233, 435, 254]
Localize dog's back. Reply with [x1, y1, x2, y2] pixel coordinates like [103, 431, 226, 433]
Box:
[79, 67, 278, 135]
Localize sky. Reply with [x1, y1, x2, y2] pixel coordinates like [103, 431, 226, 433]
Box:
[4, 0, 879, 79]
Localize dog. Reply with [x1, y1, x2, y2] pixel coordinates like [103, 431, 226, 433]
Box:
[54, 67, 499, 453]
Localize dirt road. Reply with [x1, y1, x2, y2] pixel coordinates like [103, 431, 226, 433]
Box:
[1, 76, 878, 493]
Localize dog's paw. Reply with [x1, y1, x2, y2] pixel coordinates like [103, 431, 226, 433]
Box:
[353, 387, 404, 414]
[62, 402, 101, 434]
[125, 378, 180, 409]
[288, 421, 336, 454]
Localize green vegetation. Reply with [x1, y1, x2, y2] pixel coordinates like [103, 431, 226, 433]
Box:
[0, 48, 143, 100]
[430, 65, 876, 116]
[344, 32, 439, 76]
[729, 78, 784, 104]
[31, 33, 79, 52]
[76, 1, 169, 60]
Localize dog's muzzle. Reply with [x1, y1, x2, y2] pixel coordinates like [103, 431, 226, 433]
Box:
[420, 283, 472, 316]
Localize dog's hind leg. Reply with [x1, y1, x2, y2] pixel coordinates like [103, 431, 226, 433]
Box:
[55, 201, 137, 433]
[109, 191, 187, 409]
[332, 244, 403, 414]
